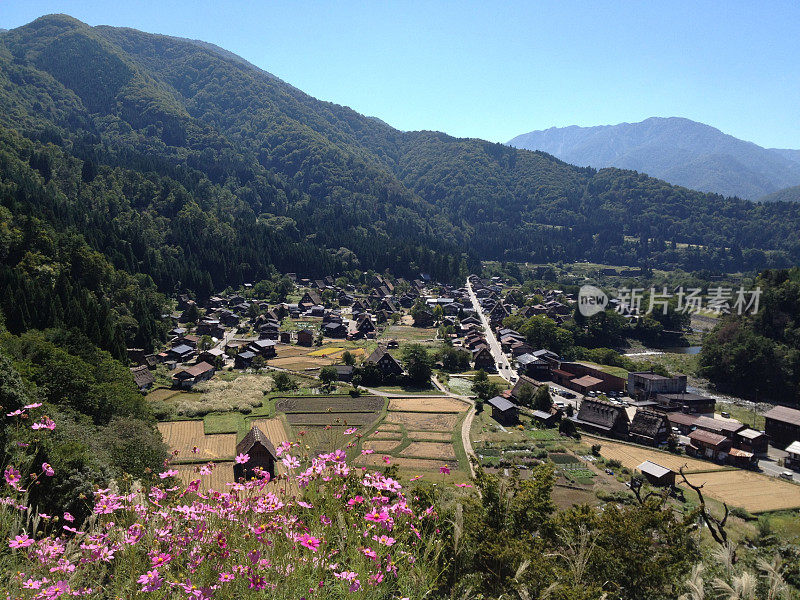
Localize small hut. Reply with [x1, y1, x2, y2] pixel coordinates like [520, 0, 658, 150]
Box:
[234, 426, 278, 481]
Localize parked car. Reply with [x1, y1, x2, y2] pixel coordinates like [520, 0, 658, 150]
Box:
[780, 471, 794, 481]
[721, 411, 731, 418]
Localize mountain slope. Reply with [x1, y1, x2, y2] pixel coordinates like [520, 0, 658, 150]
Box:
[1, 13, 800, 350]
[507, 117, 800, 200]
[760, 184, 800, 203]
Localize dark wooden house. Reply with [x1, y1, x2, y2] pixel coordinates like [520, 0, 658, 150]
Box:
[764, 405, 800, 449]
[573, 398, 629, 438]
[234, 426, 278, 481]
[364, 346, 404, 378]
[296, 329, 315, 347]
[487, 396, 519, 426]
[628, 410, 671, 446]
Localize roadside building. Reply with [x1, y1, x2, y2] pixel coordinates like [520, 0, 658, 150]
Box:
[472, 346, 495, 371]
[636, 460, 676, 487]
[764, 405, 800, 449]
[785, 441, 800, 471]
[733, 428, 769, 456]
[687, 429, 731, 461]
[627, 372, 688, 401]
[655, 392, 716, 415]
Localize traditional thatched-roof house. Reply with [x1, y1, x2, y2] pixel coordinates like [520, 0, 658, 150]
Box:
[628, 410, 671, 446]
[364, 346, 403, 378]
[130, 365, 155, 392]
[573, 398, 629, 438]
[234, 426, 278, 480]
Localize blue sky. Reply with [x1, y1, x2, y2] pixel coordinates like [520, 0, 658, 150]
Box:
[2, 1, 799, 148]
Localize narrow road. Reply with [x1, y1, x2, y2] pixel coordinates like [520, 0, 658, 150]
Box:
[431, 375, 477, 478]
[466, 277, 518, 383]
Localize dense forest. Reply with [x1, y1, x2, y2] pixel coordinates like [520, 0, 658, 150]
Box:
[700, 268, 800, 403]
[0, 16, 799, 346]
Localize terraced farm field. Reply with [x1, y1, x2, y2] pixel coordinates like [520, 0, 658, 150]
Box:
[286, 412, 380, 426]
[401, 441, 457, 460]
[173, 462, 235, 491]
[248, 417, 291, 448]
[388, 397, 466, 413]
[358, 454, 459, 471]
[385, 411, 460, 431]
[157, 421, 235, 461]
[276, 396, 383, 413]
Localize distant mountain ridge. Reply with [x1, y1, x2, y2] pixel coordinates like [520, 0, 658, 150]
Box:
[508, 117, 800, 200]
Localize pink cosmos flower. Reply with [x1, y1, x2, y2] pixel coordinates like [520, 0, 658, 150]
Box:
[281, 455, 300, 470]
[6, 409, 24, 417]
[4, 465, 21, 487]
[219, 572, 234, 582]
[382, 456, 391, 464]
[63, 512, 74, 522]
[42, 463, 55, 477]
[24, 402, 43, 409]
[158, 469, 178, 479]
[439, 465, 451, 475]
[9, 534, 34, 549]
[365, 509, 390, 523]
[344, 427, 357, 435]
[373, 534, 396, 546]
[31, 416, 56, 431]
[456, 483, 473, 488]
[235, 453, 250, 464]
[298, 533, 321, 552]
[361, 449, 374, 455]
[137, 569, 163, 592]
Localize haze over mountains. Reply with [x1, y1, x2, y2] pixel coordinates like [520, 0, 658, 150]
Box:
[508, 117, 800, 201]
[3, 14, 800, 353]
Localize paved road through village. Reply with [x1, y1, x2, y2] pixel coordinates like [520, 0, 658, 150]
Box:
[466, 277, 518, 383]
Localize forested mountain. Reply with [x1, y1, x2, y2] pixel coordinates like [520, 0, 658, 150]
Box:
[508, 117, 800, 200]
[3, 15, 800, 356]
[761, 184, 800, 203]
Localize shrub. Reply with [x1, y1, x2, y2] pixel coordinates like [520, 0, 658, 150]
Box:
[591, 444, 602, 456]
[606, 459, 623, 470]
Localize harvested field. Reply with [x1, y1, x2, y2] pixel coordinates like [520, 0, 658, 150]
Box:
[146, 388, 179, 402]
[681, 470, 800, 513]
[276, 396, 383, 414]
[401, 442, 457, 460]
[268, 356, 333, 371]
[357, 455, 459, 471]
[388, 397, 467, 413]
[272, 344, 310, 358]
[366, 432, 403, 441]
[286, 412, 380, 427]
[375, 424, 402, 432]
[585, 435, 727, 474]
[173, 462, 234, 491]
[407, 431, 452, 442]
[157, 421, 235, 461]
[385, 411, 460, 432]
[364, 440, 402, 453]
[295, 426, 354, 456]
[248, 418, 290, 447]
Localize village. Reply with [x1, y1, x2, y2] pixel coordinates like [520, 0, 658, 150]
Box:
[127, 270, 800, 515]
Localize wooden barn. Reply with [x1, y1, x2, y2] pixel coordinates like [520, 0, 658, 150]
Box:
[234, 426, 278, 481]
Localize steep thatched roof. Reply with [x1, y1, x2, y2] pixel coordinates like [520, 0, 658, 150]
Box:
[236, 426, 278, 458]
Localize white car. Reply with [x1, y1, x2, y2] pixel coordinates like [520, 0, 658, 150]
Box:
[779, 471, 794, 481]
